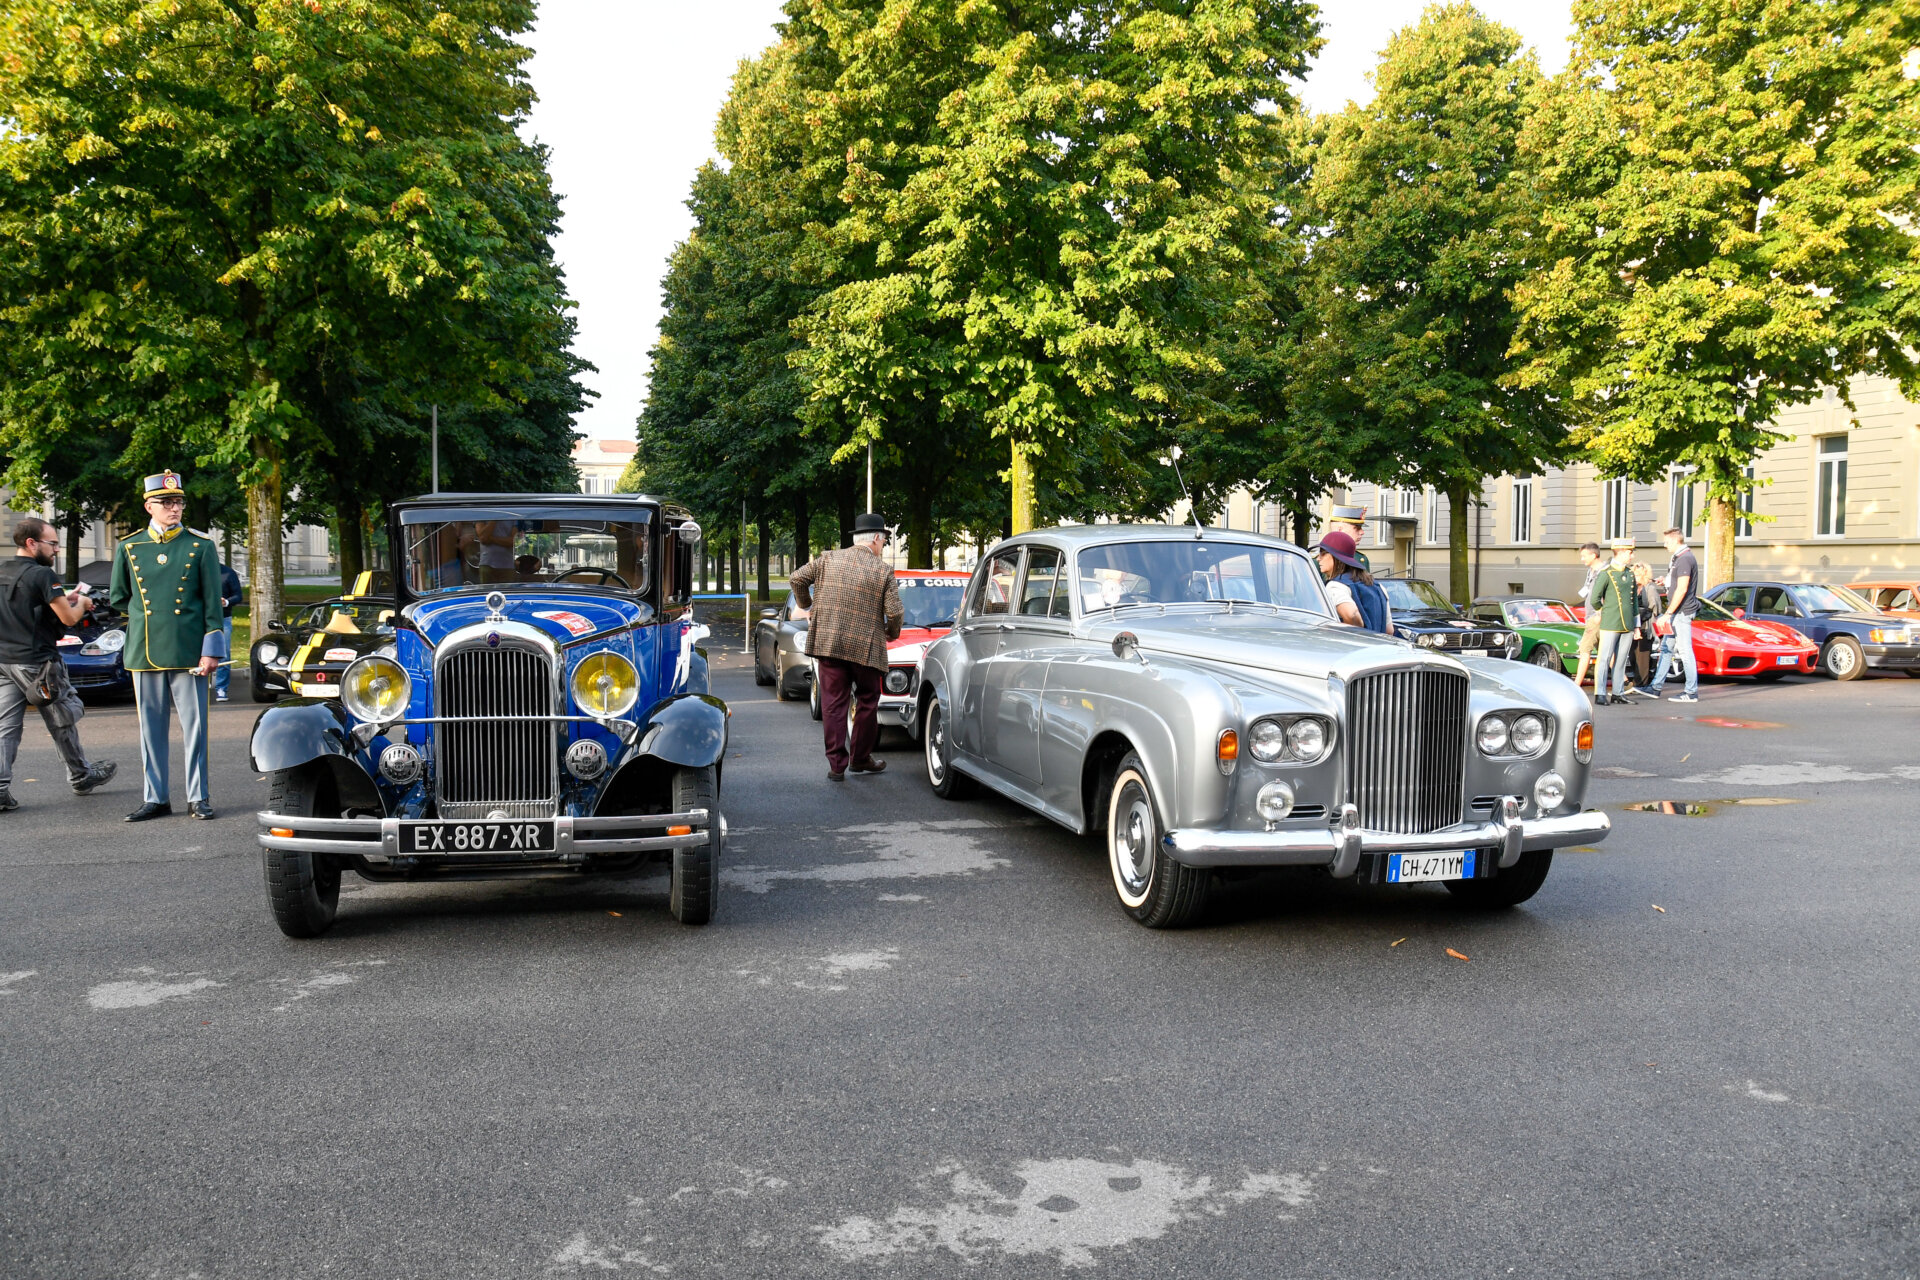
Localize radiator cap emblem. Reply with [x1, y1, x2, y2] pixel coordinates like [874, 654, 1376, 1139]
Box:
[486, 631, 500, 647]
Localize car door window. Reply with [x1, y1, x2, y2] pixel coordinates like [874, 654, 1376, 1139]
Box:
[969, 550, 1021, 618]
[1890, 589, 1916, 611]
[1754, 587, 1797, 616]
[1020, 549, 1062, 616]
[1714, 585, 1750, 612]
[1471, 605, 1503, 623]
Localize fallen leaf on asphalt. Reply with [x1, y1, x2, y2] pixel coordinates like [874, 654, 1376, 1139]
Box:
[607, 911, 622, 918]
[1652, 904, 1666, 913]
[1446, 948, 1470, 962]
[1390, 938, 1406, 947]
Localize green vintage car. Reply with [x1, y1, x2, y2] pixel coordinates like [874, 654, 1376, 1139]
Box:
[1470, 596, 1583, 674]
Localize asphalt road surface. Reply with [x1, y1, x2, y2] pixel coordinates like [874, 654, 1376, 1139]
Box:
[3, 654, 1916, 1278]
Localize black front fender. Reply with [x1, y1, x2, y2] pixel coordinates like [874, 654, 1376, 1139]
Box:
[628, 692, 729, 770]
[250, 698, 356, 774]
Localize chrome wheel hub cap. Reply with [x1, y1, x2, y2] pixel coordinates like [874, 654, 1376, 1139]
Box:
[1115, 788, 1153, 894]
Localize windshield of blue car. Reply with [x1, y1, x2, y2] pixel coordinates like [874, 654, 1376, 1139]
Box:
[400, 511, 653, 597]
[1795, 584, 1874, 614]
[1076, 541, 1328, 615]
[898, 576, 970, 627]
[1379, 578, 1456, 615]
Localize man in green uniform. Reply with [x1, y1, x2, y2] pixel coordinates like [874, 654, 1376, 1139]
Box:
[1586, 537, 1639, 707]
[110, 470, 226, 820]
[1329, 504, 1372, 573]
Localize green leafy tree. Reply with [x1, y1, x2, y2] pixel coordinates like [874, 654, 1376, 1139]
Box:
[1297, 3, 1558, 602]
[0, 0, 581, 622]
[1508, 0, 1920, 585]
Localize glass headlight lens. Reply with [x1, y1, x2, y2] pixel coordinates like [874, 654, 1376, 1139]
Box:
[1476, 715, 1510, 755]
[572, 652, 639, 718]
[1509, 713, 1547, 756]
[96, 628, 127, 653]
[341, 656, 409, 723]
[1248, 719, 1287, 762]
[256, 641, 279, 663]
[1285, 718, 1326, 760]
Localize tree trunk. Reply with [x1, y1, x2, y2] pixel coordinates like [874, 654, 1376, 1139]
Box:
[1010, 440, 1035, 535]
[336, 499, 365, 592]
[247, 452, 285, 629]
[1705, 494, 1736, 589]
[1448, 482, 1471, 606]
[835, 468, 856, 548]
[1291, 483, 1313, 547]
[907, 483, 933, 569]
[63, 510, 83, 585]
[792, 490, 811, 569]
[728, 536, 740, 594]
[756, 509, 772, 604]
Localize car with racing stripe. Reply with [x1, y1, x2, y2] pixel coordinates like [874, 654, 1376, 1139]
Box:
[248, 572, 394, 702]
[808, 569, 970, 738]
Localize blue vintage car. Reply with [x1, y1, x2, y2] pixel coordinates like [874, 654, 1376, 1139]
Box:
[1705, 580, 1920, 681]
[252, 493, 726, 937]
[56, 600, 136, 700]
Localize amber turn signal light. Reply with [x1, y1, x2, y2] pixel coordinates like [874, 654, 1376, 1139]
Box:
[1217, 728, 1239, 767]
[1575, 722, 1594, 754]
[667, 825, 693, 836]
[269, 827, 294, 838]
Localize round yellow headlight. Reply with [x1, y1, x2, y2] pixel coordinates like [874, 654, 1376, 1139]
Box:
[572, 652, 639, 718]
[341, 656, 409, 724]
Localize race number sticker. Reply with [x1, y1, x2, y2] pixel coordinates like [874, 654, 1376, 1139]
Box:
[534, 610, 595, 636]
[919, 577, 970, 588]
[322, 647, 359, 662]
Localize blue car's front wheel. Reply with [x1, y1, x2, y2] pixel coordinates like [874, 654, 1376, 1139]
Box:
[669, 765, 719, 926]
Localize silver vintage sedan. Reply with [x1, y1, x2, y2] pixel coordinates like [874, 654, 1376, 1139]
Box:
[914, 526, 1609, 927]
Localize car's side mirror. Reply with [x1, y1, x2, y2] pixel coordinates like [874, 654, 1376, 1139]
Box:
[676, 520, 702, 546]
[759, 607, 778, 620]
[1112, 631, 1147, 665]
[266, 619, 287, 633]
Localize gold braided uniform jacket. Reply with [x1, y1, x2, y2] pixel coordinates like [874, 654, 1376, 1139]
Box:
[108, 527, 226, 671]
[789, 546, 904, 672]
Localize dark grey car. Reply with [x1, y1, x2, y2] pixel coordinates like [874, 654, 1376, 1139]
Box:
[752, 592, 812, 700]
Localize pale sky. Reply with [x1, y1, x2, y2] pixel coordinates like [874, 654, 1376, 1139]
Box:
[523, 1, 1574, 444]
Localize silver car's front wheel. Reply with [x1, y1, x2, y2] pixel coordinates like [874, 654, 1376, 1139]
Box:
[923, 697, 973, 799]
[1104, 752, 1208, 928]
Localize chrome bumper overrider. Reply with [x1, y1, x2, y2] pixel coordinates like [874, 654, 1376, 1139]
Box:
[256, 808, 715, 861]
[1163, 799, 1611, 875]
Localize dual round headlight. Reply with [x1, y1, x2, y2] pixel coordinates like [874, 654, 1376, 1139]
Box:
[342, 656, 410, 724]
[1246, 716, 1330, 764]
[1476, 711, 1549, 757]
[572, 652, 639, 718]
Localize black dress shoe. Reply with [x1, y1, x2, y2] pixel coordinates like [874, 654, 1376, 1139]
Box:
[849, 758, 887, 774]
[124, 802, 173, 822]
[189, 801, 216, 820]
[1593, 695, 1612, 707]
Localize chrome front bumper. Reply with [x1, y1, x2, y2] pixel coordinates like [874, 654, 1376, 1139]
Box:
[256, 808, 715, 862]
[877, 699, 915, 728]
[1163, 800, 1611, 875]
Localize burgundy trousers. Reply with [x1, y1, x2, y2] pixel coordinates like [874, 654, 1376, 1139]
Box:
[815, 657, 882, 774]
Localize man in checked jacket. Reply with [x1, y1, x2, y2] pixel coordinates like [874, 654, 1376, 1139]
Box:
[789, 513, 903, 781]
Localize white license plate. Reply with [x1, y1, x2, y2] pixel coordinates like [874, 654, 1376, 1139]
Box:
[1456, 648, 1486, 658]
[401, 820, 557, 854]
[1776, 655, 1797, 665]
[1387, 851, 1477, 884]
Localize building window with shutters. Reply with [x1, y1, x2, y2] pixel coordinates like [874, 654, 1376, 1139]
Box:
[1602, 478, 1629, 543]
[1815, 437, 1847, 537]
[1668, 465, 1698, 536]
[1510, 478, 1533, 544]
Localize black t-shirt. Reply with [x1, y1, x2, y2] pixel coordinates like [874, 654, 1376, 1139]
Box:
[1666, 548, 1700, 616]
[0, 558, 68, 663]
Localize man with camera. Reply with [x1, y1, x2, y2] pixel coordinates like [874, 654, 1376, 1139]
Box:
[0, 516, 117, 812]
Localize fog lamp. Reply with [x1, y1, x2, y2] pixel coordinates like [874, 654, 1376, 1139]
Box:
[341, 656, 409, 724]
[1475, 715, 1510, 755]
[1255, 781, 1296, 824]
[378, 742, 422, 785]
[1533, 771, 1567, 814]
[566, 738, 608, 780]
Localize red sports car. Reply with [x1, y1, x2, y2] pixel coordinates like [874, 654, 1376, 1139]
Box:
[811, 568, 972, 733]
[1683, 596, 1819, 679]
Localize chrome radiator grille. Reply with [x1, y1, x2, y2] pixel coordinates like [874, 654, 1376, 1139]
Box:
[1346, 668, 1469, 834]
[435, 645, 556, 819]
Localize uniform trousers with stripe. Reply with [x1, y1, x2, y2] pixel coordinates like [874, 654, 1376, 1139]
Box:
[133, 669, 211, 805]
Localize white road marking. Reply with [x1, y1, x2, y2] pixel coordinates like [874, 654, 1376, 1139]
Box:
[815, 1157, 1314, 1268]
[1675, 761, 1920, 786]
[1735, 1081, 1791, 1103]
[0, 969, 37, 994]
[725, 820, 1010, 894]
[272, 972, 353, 1013]
[86, 977, 222, 1010]
[547, 1229, 667, 1273]
[877, 893, 926, 902]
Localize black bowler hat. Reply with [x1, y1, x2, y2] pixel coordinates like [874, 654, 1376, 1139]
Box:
[853, 512, 887, 535]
